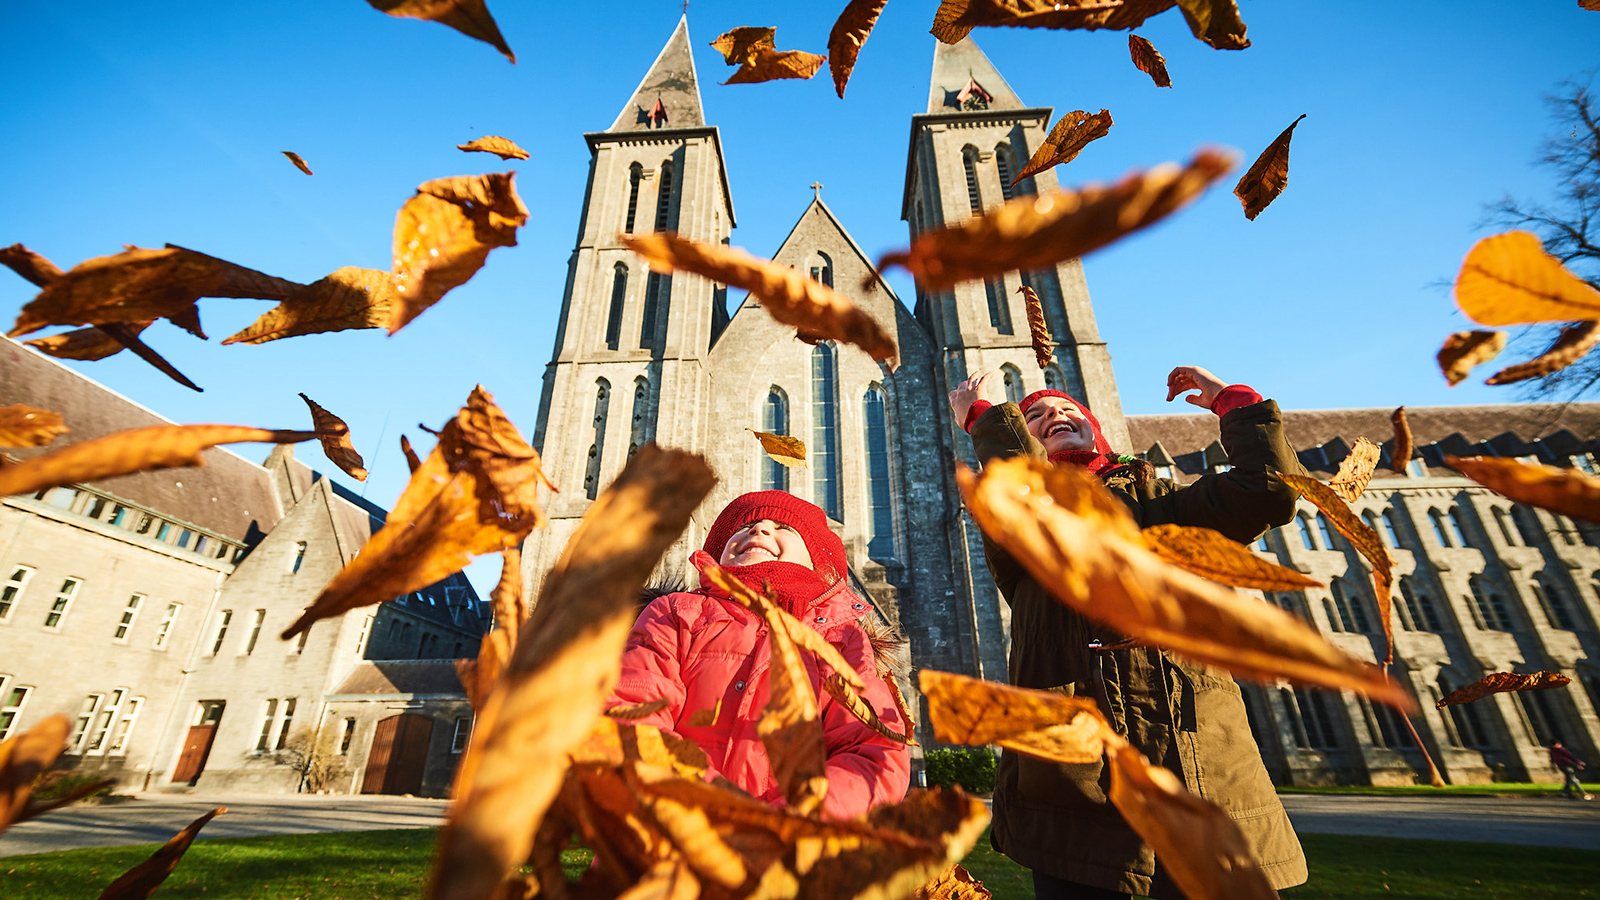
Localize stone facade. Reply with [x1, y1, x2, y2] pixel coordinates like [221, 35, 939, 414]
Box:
[0, 341, 487, 797]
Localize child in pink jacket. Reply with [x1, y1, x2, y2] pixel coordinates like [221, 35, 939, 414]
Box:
[608, 491, 911, 820]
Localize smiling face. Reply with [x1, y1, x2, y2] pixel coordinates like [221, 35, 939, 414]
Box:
[1024, 396, 1096, 454]
[719, 518, 814, 568]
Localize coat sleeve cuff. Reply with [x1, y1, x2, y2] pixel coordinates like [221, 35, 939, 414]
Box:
[1211, 384, 1263, 418]
[962, 399, 993, 433]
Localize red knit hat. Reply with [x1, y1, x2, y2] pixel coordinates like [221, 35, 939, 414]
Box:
[1019, 390, 1113, 455]
[702, 491, 848, 583]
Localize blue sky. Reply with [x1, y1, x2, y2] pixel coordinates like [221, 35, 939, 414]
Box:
[2, 1, 1597, 593]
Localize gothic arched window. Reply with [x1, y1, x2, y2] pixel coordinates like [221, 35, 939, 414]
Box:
[1398, 576, 1444, 632]
[605, 263, 627, 350]
[1316, 514, 1338, 550]
[995, 144, 1017, 201]
[629, 376, 651, 458]
[584, 379, 611, 500]
[1297, 513, 1318, 550]
[810, 251, 833, 288]
[1439, 674, 1492, 748]
[1429, 509, 1453, 547]
[985, 278, 1012, 334]
[1446, 506, 1472, 548]
[624, 162, 642, 233]
[762, 388, 789, 492]
[1469, 576, 1513, 631]
[1001, 364, 1024, 405]
[1531, 576, 1578, 630]
[1493, 507, 1520, 546]
[962, 146, 982, 214]
[1381, 509, 1405, 548]
[811, 344, 842, 521]
[1330, 578, 1371, 633]
[864, 387, 894, 558]
[654, 160, 676, 230]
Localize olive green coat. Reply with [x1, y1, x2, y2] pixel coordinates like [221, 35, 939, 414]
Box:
[971, 399, 1309, 898]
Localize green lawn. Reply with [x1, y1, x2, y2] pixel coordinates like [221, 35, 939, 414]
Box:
[2, 827, 1594, 900]
[1277, 782, 1600, 797]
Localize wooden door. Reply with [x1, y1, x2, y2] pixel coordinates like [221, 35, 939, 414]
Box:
[361, 716, 399, 794]
[387, 715, 433, 795]
[171, 725, 216, 785]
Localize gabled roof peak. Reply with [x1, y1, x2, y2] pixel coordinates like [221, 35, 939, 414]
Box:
[927, 36, 1026, 114]
[609, 16, 706, 132]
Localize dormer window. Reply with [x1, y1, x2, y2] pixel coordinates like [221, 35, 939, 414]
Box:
[646, 98, 668, 129]
[957, 77, 992, 111]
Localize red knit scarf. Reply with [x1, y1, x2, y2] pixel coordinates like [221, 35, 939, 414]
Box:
[1049, 449, 1126, 475]
[692, 550, 830, 617]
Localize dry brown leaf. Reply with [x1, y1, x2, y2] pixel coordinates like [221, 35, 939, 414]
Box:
[95, 807, 225, 900]
[1455, 230, 1600, 326]
[281, 151, 313, 175]
[569, 719, 710, 777]
[1390, 406, 1412, 475]
[8, 245, 302, 338]
[0, 405, 68, 449]
[458, 546, 525, 711]
[25, 322, 153, 361]
[921, 669, 1109, 764]
[0, 425, 315, 500]
[299, 393, 368, 481]
[392, 172, 528, 334]
[929, 0, 975, 42]
[0, 243, 66, 287]
[813, 786, 991, 898]
[710, 27, 776, 65]
[685, 699, 722, 728]
[1140, 524, 1323, 591]
[1446, 455, 1600, 524]
[1234, 114, 1305, 221]
[223, 267, 399, 345]
[959, 457, 1411, 707]
[1280, 473, 1395, 663]
[1583, 0, 1600, 10]
[457, 136, 529, 160]
[1438, 329, 1508, 386]
[725, 48, 828, 85]
[281, 387, 551, 639]
[829, 0, 888, 98]
[400, 434, 422, 474]
[747, 428, 807, 469]
[1435, 671, 1571, 708]
[605, 698, 672, 720]
[430, 446, 713, 900]
[916, 864, 992, 899]
[1127, 34, 1171, 87]
[879, 149, 1233, 292]
[1013, 109, 1113, 185]
[624, 232, 898, 368]
[1018, 285, 1053, 369]
[700, 561, 867, 693]
[931, 0, 1179, 43]
[1175, 0, 1250, 49]
[1, 714, 70, 833]
[822, 672, 917, 746]
[366, 0, 515, 62]
[1328, 436, 1381, 501]
[1107, 745, 1274, 900]
[1486, 320, 1600, 384]
[490, 544, 525, 635]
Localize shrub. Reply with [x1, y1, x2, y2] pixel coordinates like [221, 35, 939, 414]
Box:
[923, 747, 997, 794]
[30, 771, 114, 803]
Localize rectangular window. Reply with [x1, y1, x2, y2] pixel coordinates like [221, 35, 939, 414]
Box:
[87, 497, 107, 519]
[256, 699, 278, 752]
[109, 505, 128, 527]
[210, 609, 233, 655]
[87, 689, 126, 753]
[153, 602, 181, 649]
[44, 578, 80, 628]
[177, 529, 192, 549]
[339, 718, 357, 755]
[0, 680, 32, 740]
[452, 716, 472, 753]
[1, 566, 34, 621]
[194, 535, 208, 555]
[355, 616, 373, 656]
[275, 699, 296, 751]
[107, 697, 143, 755]
[244, 609, 266, 654]
[155, 521, 172, 541]
[70, 693, 104, 752]
[113, 594, 144, 641]
[47, 487, 79, 509]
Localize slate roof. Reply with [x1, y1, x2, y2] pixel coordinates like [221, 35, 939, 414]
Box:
[608, 16, 705, 132]
[1127, 401, 1600, 483]
[1, 339, 283, 540]
[332, 660, 465, 697]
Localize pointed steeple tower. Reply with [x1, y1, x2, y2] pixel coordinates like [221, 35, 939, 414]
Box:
[926, 36, 1026, 114]
[609, 16, 706, 132]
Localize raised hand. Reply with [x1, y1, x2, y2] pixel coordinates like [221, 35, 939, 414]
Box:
[949, 370, 1004, 425]
[1165, 366, 1231, 409]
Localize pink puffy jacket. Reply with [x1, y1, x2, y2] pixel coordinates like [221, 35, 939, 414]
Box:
[608, 556, 911, 820]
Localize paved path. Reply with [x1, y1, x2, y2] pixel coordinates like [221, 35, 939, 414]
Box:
[3, 791, 1596, 857]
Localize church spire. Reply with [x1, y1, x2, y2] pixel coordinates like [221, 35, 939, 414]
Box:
[926, 36, 1026, 114]
[609, 16, 706, 132]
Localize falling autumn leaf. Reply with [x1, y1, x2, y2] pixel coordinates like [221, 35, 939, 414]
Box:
[1107, 744, 1275, 900]
[623, 232, 899, 367]
[823, 672, 917, 745]
[457, 136, 530, 160]
[1327, 436, 1381, 502]
[568, 717, 710, 777]
[224, 267, 399, 346]
[95, 807, 225, 900]
[0, 405, 68, 449]
[921, 669, 1109, 764]
[431, 445, 713, 900]
[1438, 330, 1508, 386]
[400, 434, 422, 473]
[0, 243, 65, 287]
[931, 0, 1180, 44]
[1486, 320, 1600, 385]
[755, 584, 830, 816]
[25, 321, 153, 361]
[391, 172, 528, 334]
[685, 699, 722, 728]
[1234, 114, 1305, 220]
[710, 26, 776, 65]
[282, 387, 552, 639]
[959, 457, 1410, 707]
[605, 698, 672, 720]
[828, 0, 888, 98]
[1280, 473, 1395, 662]
[725, 48, 828, 85]
[281, 151, 313, 175]
[1435, 671, 1572, 708]
[299, 393, 368, 481]
[1174, 0, 1251, 50]
[1, 715, 70, 832]
[1446, 455, 1600, 524]
[490, 544, 525, 635]
[747, 428, 807, 469]
[1390, 406, 1412, 475]
[0, 424, 316, 500]
[1582, 0, 1600, 9]
[1140, 524, 1323, 591]
[700, 559, 868, 695]
[1012, 109, 1114, 185]
[1127, 34, 1172, 87]
[916, 864, 992, 899]
[1018, 285, 1053, 369]
[1454, 230, 1600, 326]
[878, 149, 1234, 292]
[458, 546, 524, 711]
[366, 0, 515, 62]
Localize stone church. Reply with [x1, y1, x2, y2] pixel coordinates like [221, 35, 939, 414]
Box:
[525, 17, 1600, 785]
